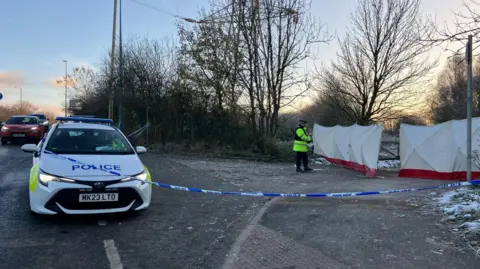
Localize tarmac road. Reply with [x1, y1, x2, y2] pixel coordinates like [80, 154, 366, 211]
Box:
[0, 142, 266, 269]
[2, 142, 479, 269]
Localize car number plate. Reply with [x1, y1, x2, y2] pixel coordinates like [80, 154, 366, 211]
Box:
[79, 193, 118, 202]
[12, 133, 25, 137]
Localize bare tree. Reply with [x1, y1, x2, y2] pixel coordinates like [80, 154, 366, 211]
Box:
[177, 3, 244, 113]
[429, 55, 480, 123]
[66, 65, 109, 117]
[2, 101, 38, 116]
[176, 0, 331, 152]
[70, 66, 100, 100]
[67, 1, 331, 156]
[231, 0, 331, 139]
[427, 0, 480, 55]
[315, 0, 436, 125]
[44, 111, 57, 122]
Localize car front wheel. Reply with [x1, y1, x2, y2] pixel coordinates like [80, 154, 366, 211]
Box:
[1, 138, 7, 145]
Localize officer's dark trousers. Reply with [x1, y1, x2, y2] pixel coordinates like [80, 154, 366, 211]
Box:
[295, 152, 309, 168]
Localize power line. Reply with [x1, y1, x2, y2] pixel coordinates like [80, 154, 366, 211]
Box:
[127, 0, 204, 23]
[127, 0, 179, 18]
[126, 0, 294, 25]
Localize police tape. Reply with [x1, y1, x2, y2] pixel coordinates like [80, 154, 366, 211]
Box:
[43, 150, 122, 176]
[43, 150, 480, 198]
[139, 179, 480, 197]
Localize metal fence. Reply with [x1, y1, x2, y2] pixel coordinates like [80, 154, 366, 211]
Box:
[379, 132, 400, 160]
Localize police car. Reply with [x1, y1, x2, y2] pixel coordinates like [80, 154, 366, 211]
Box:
[21, 116, 152, 215]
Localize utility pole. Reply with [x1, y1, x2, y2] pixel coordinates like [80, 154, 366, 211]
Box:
[109, 0, 118, 120]
[466, 35, 473, 182]
[62, 60, 68, 116]
[118, 0, 124, 131]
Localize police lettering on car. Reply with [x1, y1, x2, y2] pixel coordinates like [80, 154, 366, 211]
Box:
[72, 164, 121, 171]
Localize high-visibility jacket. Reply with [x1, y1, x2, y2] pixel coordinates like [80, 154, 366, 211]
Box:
[293, 126, 311, 152]
[112, 139, 127, 151]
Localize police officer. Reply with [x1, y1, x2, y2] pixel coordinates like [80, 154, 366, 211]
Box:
[293, 120, 313, 172]
[111, 137, 127, 151]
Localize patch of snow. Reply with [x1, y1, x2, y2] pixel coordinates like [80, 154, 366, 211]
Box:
[312, 157, 401, 169]
[312, 157, 331, 165]
[442, 202, 480, 216]
[377, 160, 401, 169]
[436, 187, 480, 235]
[438, 190, 463, 204]
[460, 221, 480, 231]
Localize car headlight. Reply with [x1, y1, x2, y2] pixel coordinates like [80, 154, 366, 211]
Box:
[30, 127, 39, 132]
[121, 171, 148, 183]
[38, 172, 75, 186]
[0, 127, 8, 132]
[135, 171, 148, 181]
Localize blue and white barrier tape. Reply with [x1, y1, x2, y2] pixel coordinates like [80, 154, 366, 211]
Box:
[43, 150, 122, 176]
[42, 149, 480, 198]
[143, 179, 480, 197]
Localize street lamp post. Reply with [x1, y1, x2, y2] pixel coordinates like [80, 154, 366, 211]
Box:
[109, 0, 118, 120]
[14, 86, 23, 114]
[62, 60, 68, 116]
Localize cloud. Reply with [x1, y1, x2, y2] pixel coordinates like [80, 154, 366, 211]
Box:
[33, 104, 64, 116]
[0, 71, 24, 88]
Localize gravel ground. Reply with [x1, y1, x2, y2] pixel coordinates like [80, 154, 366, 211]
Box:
[167, 155, 425, 197]
[167, 154, 480, 268]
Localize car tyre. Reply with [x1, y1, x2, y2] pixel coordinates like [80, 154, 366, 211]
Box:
[1, 139, 7, 145]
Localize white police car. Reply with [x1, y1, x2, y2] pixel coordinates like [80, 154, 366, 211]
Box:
[21, 116, 152, 215]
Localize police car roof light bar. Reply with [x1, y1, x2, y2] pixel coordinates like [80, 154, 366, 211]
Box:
[72, 115, 95, 118]
[55, 116, 113, 124]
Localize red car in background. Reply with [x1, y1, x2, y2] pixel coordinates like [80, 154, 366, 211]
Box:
[0, 115, 46, 145]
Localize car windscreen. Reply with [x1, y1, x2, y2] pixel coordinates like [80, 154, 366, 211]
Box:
[44, 128, 135, 155]
[30, 114, 46, 120]
[6, 117, 38, 124]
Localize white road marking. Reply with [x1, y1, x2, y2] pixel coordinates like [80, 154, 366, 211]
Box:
[103, 239, 123, 269]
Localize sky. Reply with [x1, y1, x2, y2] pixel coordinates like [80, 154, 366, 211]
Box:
[0, 0, 467, 115]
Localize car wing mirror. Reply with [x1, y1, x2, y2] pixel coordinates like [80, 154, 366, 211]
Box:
[21, 144, 38, 153]
[136, 146, 147, 154]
